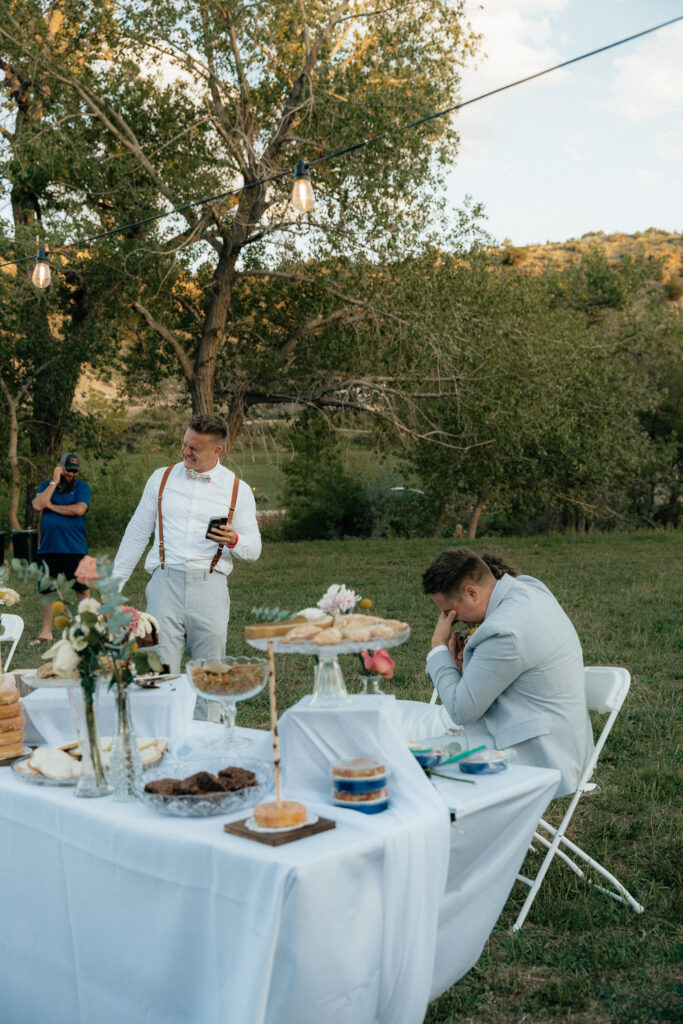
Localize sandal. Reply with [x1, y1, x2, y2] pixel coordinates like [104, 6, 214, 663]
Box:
[29, 637, 52, 647]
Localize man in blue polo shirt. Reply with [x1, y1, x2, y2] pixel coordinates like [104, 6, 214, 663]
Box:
[31, 453, 91, 644]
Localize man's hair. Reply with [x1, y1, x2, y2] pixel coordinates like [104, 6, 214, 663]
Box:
[188, 413, 228, 443]
[421, 547, 519, 595]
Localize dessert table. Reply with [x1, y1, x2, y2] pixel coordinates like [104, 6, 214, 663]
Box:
[19, 675, 196, 746]
[0, 698, 560, 1024]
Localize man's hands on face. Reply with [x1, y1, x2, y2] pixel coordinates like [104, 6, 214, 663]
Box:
[431, 609, 457, 650]
[208, 523, 237, 547]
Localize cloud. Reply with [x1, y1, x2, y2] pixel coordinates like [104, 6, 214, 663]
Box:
[455, 2, 570, 165]
[610, 21, 683, 120]
[657, 131, 683, 162]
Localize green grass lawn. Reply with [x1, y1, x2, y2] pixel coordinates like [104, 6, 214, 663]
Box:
[3, 531, 681, 1023]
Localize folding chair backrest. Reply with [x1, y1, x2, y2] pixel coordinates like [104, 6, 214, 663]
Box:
[581, 666, 630, 788]
[0, 613, 24, 672]
[584, 665, 630, 714]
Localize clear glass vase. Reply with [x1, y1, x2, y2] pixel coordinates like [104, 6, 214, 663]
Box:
[110, 682, 142, 802]
[68, 683, 112, 798]
[359, 674, 386, 695]
[310, 656, 350, 705]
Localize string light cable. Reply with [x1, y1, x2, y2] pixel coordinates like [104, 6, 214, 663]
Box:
[1, 13, 681, 280]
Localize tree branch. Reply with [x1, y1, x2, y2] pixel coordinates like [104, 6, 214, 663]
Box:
[132, 301, 195, 383]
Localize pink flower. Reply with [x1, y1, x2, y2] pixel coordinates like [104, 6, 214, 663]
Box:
[120, 606, 141, 637]
[360, 649, 395, 679]
[75, 555, 99, 586]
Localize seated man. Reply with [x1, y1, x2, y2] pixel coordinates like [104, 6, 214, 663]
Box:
[422, 548, 594, 796]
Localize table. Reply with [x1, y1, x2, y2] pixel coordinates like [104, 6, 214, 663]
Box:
[0, 700, 560, 1024]
[20, 676, 196, 747]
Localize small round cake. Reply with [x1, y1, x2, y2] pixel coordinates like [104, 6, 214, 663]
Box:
[253, 800, 307, 829]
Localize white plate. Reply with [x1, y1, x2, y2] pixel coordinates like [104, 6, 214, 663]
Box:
[12, 755, 77, 785]
[19, 669, 80, 689]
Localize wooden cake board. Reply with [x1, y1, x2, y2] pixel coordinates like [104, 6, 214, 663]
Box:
[224, 816, 336, 846]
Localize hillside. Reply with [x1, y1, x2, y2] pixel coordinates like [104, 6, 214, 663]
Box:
[495, 228, 682, 285]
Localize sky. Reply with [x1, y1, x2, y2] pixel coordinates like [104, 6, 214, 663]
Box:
[446, 0, 683, 245]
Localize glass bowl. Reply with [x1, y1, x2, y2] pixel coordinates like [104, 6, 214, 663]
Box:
[136, 756, 274, 817]
[186, 657, 269, 750]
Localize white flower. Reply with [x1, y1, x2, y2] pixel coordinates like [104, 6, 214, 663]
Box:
[316, 584, 361, 615]
[78, 597, 101, 615]
[68, 622, 90, 652]
[134, 612, 159, 639]
[0, 587, 20, 607]
[43, 638, 81, 676]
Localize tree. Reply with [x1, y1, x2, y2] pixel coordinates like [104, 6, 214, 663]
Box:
[397, 250, 667, 536]
[1, 0, 480, 437]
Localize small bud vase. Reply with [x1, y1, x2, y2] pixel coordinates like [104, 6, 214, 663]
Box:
[359, 675, 385, 695]
[110, 681, 142, 801]
[68, 682, 112, 798]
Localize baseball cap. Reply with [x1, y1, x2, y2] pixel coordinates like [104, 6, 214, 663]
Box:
[60, 453, 80, 473]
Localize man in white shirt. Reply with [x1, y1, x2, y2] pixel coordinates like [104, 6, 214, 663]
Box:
[113, 414, 262, 689]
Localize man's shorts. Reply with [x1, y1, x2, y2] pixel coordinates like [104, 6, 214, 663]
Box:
[36, 552, 89, 594]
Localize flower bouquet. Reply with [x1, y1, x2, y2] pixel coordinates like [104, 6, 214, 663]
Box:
[13, 555, 162, 798]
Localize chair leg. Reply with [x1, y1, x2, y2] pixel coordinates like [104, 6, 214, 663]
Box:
[514, 829, 644, 930]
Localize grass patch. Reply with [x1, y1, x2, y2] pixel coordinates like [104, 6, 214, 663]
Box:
[3, 531, 682, 1023]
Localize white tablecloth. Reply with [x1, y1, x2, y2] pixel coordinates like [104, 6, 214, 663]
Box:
[0, 703, 560, 1024]
[20, 677, 196, 746]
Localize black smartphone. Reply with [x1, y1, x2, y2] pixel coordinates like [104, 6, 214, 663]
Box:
[206, 516, 228, 539]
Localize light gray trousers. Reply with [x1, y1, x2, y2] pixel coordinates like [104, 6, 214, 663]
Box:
[145, 565, 230, 720]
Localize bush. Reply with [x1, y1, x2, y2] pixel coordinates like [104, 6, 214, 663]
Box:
[281, 412, 373, 541]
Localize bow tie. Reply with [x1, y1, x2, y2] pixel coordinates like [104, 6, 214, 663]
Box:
[186, 468, 212, 482]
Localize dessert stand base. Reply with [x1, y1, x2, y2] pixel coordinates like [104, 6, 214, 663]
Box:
[224, 815, 336, 846]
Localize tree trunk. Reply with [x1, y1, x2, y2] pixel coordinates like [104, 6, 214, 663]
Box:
[467, 488, 489, 539]
[0, 384, 22, 531]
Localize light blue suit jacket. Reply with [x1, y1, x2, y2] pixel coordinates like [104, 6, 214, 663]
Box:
[426, 574, 594, 796]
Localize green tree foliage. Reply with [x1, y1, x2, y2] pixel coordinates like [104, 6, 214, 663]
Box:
[392, 249, 674, 536]
[1, 0, 480, 431]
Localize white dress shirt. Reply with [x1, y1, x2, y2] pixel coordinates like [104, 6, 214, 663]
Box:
[113, 461, 261, 587]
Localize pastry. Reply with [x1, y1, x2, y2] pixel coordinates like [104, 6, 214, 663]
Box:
[28, 746, 81, 781]
[312, 627, 343, 645]
[0, 729, 24, 747]
[0, 713, 24, 732]
[340, 625, 373, 641]
[0, 688, 19, 706]
[0, 701, 20, 719]
[0, 741, 24, 759]
[253, 800, 307, 829]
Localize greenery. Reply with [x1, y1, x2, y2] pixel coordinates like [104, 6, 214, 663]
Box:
[4, 530, 681, 1023]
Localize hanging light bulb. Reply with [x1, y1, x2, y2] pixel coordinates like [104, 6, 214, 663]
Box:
[291, 160, 315, 213]
[32, 246, 51, 289]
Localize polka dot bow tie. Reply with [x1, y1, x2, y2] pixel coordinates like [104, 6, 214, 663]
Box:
[185, 468, 212, 482]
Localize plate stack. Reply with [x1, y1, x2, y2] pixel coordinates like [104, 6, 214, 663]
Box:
[330, 757, 389, 814]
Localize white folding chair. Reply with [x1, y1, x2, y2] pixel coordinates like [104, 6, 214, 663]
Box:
[513, 666, 644, 930]
[0, 613, 24, 672]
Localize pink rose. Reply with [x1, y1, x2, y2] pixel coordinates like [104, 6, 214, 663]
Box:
[75, 555, 99, 586]
[360, 648, 395, 679]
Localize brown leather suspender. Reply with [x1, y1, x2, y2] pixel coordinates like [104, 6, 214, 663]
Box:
[209, 475, 240, 574]
[157, 466, 173, 568]
[157, 467, 240, 573]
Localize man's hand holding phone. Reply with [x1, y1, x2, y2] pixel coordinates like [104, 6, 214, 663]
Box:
[206, 516, 237, 546]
